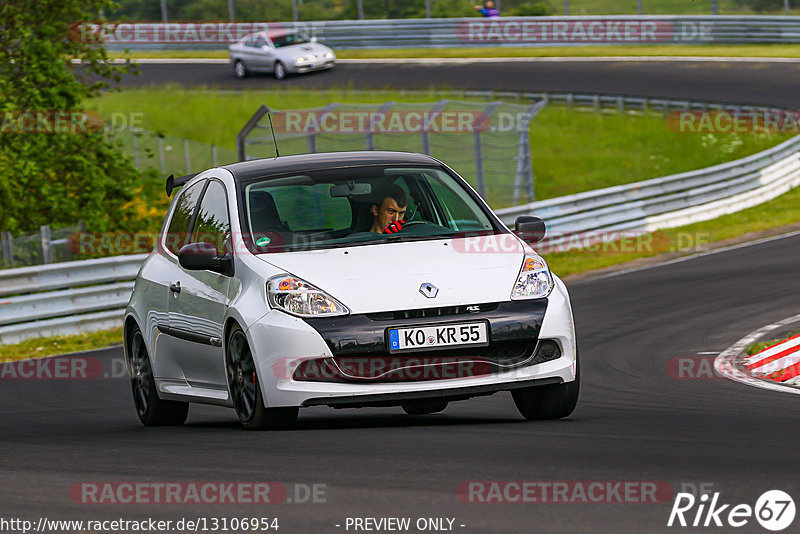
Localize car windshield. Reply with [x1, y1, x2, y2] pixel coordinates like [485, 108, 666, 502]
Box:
[270, 33, 311, 48]
[241, 165, 500, 253]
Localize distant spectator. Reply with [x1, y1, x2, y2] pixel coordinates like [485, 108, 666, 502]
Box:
[474, 0, 500, 16]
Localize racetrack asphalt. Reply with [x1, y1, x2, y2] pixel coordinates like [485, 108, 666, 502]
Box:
[125, 58, 800, 108]
[2, 231, 799, 533]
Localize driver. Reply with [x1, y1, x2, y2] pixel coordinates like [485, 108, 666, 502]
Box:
[369, 183, 408, 233]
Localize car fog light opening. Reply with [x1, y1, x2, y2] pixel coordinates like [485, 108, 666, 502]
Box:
[531, 340, 562, 365]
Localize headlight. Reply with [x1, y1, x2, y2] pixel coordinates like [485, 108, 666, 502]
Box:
[295, 57, 307, 65]
[267, 275, 349, 317]
[510, 254, 553, 300]
[324, 51, 334, 59]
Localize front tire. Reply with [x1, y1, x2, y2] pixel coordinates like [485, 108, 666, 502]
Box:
[273, 61, 286, 80]
[512, 353, 580, 420]
[226, 325, 298, 430]
[233, 60, 248, 79]
[128, 327, 189, 426]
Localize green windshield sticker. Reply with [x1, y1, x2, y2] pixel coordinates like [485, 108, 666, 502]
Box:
[256, 237, 271, 246]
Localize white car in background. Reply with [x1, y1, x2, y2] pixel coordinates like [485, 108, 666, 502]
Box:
[228, 31, 335, 80]
[123, 151, 579, 430]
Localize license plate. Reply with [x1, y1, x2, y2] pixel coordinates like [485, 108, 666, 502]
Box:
[387, 322, 488, 352]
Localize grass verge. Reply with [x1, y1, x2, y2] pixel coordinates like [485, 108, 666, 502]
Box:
[746, 330, 800, 356]
[109, 44, 800, 60]
[0, 327, 123, 362]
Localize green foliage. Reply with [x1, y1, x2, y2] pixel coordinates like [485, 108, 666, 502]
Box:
[734, 0, 791, 11]
[108, 0, 553, 21]
[508, 0, 555, 15]
[0, 0, 144, 234]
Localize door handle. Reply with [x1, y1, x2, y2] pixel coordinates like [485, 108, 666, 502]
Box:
[169, 281, 181, 294]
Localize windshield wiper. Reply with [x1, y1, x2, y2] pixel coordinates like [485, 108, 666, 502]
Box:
[383, 234, 451, 243]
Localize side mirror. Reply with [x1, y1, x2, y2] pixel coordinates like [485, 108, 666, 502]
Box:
[514, 216, 546, 243]
[178, 242, 234, 276]
[310, 36, 318, 42]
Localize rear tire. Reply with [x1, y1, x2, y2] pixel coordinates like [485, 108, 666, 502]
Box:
[226, 325, 298, 430]
[128, 327, 189, 426]
[512, 352, 580, 420]
[401, 399, 448, 415]
[233, 60, 248, 79]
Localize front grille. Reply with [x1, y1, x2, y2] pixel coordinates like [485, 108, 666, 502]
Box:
[293, 339, 541, 383]
[366, 303, 500, 321]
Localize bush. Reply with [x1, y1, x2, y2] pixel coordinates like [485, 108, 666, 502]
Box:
[0, 0, 144, 234]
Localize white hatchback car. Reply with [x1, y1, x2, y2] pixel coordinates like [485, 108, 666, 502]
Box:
[124, 152, 579, 429]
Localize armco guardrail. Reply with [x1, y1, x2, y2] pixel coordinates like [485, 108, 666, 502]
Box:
[106, 16, 800, 50]
[2, 118, 800, 344]
[0, 255, 146, 344]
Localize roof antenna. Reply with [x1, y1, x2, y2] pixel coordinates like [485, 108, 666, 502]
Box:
[267, 113, 280, 158]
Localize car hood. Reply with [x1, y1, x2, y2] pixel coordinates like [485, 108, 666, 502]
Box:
[254, 235, 528, 314]
[277, 42, 332, 59]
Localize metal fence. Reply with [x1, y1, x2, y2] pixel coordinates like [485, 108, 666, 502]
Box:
[237, 99, 544, 206]
[110, 16, 800, 50]
[112, 129, 238, 174]
[0, 224, 84, 269]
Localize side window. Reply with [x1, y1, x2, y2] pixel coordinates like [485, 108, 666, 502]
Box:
[165, 181, 205, 255]
[192, 181, 231, 255]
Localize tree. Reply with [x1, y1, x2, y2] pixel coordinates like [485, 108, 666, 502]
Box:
[0, 0, 141, 234]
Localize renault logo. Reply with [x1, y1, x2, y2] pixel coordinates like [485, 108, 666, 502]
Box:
[419, 282, 438, 298]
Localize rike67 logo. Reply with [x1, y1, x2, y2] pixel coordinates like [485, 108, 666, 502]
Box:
[668, 490, 795, 531]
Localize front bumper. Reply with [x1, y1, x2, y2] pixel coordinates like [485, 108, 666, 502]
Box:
[293, 60, 335, 73]
[246, 278, 576, 407]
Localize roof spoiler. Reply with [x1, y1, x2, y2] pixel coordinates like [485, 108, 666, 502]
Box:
[166, 173, 199, 197]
